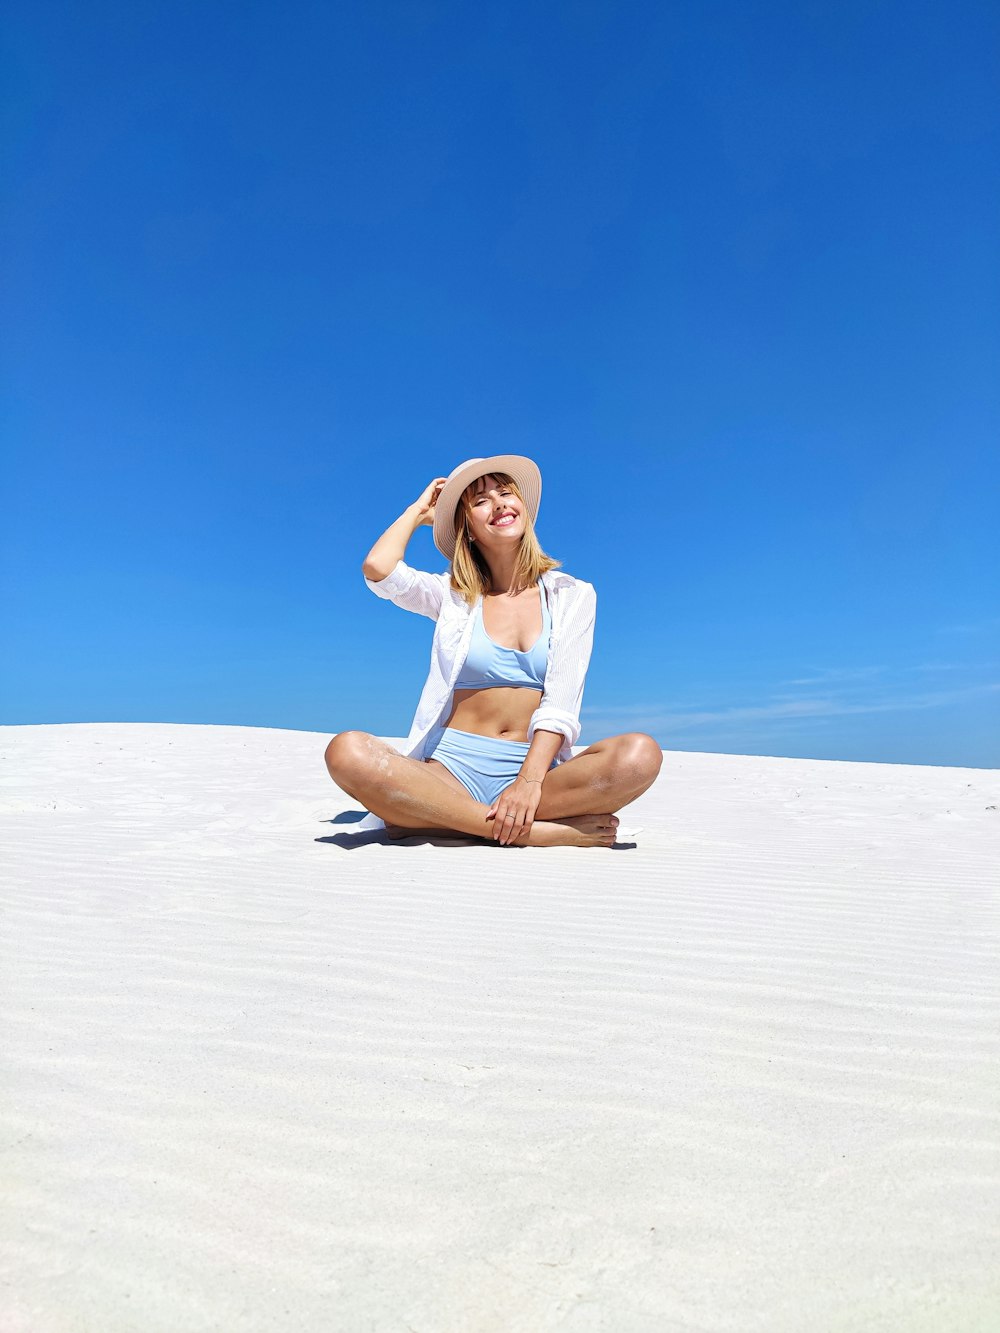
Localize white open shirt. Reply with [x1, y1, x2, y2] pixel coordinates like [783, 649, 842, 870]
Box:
[350, 558, 597, 830]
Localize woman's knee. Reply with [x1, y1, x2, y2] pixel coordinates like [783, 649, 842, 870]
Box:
[614, 732, 663, 784]
[324, 730, 374, 782]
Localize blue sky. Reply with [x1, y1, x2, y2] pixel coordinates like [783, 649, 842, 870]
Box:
[3, 0, 997, 767]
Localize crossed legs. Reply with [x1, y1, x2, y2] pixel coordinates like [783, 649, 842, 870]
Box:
[325, 731, 662, 848]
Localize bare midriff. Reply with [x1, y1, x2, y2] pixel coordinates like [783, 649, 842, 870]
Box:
[443, 687, 542, 742]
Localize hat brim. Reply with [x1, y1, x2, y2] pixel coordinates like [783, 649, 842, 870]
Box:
[432, 455, 542, 560]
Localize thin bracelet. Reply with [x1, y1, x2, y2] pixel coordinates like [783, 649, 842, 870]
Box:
[519, 776, 542, 784]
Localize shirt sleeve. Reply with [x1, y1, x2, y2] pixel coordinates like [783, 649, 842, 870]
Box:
[527, 581, 596, 748]
[363, 558, 449, 621]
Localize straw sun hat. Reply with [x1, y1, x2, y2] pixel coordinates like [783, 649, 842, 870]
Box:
[432, 455, 542, 560]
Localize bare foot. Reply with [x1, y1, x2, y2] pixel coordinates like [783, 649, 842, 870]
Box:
[531, 814, 620, 847]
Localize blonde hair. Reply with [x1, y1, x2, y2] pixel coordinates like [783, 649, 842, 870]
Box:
[450, 472, 561, 604]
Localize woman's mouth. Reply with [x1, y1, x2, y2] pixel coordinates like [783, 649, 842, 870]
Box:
[490, 513, 517, 528]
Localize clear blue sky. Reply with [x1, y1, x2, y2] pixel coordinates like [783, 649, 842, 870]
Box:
[3, 1, 997, 767]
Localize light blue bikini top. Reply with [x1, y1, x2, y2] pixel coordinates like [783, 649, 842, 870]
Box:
[454, 584, 551, 691]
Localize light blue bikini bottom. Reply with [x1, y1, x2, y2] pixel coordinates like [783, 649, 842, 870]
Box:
[425, 727, 556, 806]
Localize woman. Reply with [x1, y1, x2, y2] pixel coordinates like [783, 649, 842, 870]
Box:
[325, 455, 662, 847]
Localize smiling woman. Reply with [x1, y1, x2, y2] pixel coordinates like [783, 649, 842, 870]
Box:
[324, 455, 662, 847]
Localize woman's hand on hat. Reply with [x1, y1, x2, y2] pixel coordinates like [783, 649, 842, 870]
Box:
[487, 777, 543, 846]
[413, 478, 448, 527]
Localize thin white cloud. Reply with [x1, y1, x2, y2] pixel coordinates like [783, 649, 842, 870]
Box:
[937, 617, 1000, 636]
[908, 661, 997, 673]
[784, 662, 996, 684]
[583, 682, 1000, 734]
[783, 665, 886, 687]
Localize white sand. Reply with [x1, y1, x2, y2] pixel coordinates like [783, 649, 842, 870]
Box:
[2, 722, 998, 1332]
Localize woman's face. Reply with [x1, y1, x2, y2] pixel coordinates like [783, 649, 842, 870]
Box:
[464, 474, 525, 549]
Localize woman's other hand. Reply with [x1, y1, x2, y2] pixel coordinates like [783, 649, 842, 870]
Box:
[413, 477, 448, 527]
[362, 476, 447, 581]
[487, 776, 543, 845]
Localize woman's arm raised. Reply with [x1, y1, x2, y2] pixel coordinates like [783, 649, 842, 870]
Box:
[362, 478, 447, 582]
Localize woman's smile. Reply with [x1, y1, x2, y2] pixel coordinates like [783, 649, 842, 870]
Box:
[467, 477, 525, 542]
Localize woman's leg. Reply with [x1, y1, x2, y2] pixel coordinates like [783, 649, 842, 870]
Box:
[534, 733, 663, 821]
[325, 732, 619, 847]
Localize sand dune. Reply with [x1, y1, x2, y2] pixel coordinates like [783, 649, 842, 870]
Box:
[2, 722, 998, 1332]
